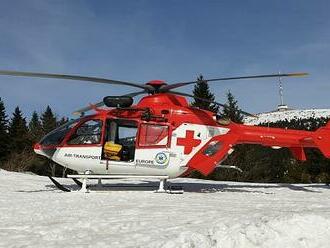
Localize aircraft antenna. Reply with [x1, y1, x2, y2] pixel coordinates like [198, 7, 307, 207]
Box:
[277, 71, 288, 111]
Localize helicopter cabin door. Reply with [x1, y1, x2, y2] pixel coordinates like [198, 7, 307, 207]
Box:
[101, 119, 138, 173]
[100, 121, 171, 174]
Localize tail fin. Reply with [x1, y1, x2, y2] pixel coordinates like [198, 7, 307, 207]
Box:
[314, 121, 330, 158]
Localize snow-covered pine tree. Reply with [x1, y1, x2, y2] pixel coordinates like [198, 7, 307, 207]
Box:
[191, 74, 219, 113]
[0, 97, 9, 163]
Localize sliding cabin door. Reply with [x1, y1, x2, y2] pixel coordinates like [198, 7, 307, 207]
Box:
[100, 119, 138, 174]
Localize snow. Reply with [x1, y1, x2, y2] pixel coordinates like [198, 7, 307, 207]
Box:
[1, 169, 330, 248]
[244, 109, 330, 125]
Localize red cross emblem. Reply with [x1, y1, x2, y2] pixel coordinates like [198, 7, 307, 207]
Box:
[177, 130, 201, 155]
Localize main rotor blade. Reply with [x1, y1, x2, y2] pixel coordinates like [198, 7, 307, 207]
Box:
[72, 90, 147, 116]
[124, 90, 147, 98]
[0, 70, 150, 91]
[162, 72, 308, 91]
[169, 90, 257, 117]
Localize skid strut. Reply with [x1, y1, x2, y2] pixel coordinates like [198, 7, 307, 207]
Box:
[155, 178, 167, 193]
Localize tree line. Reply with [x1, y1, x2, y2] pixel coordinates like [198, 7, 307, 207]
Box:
[0, 98, 69, 176]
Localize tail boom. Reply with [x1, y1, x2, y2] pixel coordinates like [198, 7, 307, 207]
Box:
[187, 122, 330, 175]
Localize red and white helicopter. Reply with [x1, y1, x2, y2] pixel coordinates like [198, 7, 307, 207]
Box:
[1, 70, 330, 193]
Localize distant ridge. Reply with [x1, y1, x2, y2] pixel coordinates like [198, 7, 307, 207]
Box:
[244, 109, 330, 125]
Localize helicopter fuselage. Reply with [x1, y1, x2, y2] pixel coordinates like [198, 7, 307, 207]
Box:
[34, 94, 228, 178]
[34, 93, 330, 178]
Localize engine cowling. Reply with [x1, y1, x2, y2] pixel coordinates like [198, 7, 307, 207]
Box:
[103, 96, 133, 108]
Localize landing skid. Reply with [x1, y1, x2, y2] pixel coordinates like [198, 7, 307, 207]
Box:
[48, 177, 89, 192]
[72, 178, 83, 187]
[67, 174, 171, 193]
[48, 174, 183, 193]
[48, 176, 71, 192]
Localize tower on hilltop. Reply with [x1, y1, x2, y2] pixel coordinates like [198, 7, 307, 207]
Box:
[277, 73, 289, 111]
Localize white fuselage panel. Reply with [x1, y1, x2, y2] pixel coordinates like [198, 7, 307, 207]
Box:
[48, 124, 229, 178]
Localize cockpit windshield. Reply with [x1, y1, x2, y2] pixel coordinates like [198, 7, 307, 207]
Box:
[39, 118, 81, 146]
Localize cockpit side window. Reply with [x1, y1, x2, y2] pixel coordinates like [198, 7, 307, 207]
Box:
[40, 118, 80, 146]
[67, 119, 103, 145]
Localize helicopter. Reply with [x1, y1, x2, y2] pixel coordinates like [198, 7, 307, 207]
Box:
[1, 70, 330, 193]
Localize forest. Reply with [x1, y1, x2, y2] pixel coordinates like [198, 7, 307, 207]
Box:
[0, 99, 69, 177]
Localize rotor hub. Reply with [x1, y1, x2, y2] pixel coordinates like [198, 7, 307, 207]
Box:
[146, 80, 167, 87]
[146, 80, 167, 93]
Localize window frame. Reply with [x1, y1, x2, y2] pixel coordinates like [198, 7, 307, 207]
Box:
[117, 125, 138, 144]
[39, 118, 81, 147]
[63, 117, 105, 147]
[137, 122, 171, 149]
[103, 118, 138, 144]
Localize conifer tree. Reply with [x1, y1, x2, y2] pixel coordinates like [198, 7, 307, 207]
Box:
[41, 106, 57, 134]
[221, 90, 244, 123]
[213, 91, 245, 181]
[191, 75, 219, 113]
[29, 111, 43, 143]
[8, 106, 29, 152]
[0, 97, 9, 162]
[40, 106, 59, 176]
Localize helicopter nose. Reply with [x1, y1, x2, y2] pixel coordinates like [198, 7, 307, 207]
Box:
[33, 143, 56, 158]
[33, 143, 46, 156]
[33, 143, 41, 150]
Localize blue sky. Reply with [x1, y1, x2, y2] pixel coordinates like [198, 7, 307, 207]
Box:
[0, 0, 329, 119]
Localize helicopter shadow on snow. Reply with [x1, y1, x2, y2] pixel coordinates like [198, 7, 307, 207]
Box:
[39, 179, 330, 194]
[166, 181, 327, 194]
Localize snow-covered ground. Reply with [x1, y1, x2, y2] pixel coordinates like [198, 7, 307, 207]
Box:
[1, 169, 330, 248]
[244, 109, 330, 125]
